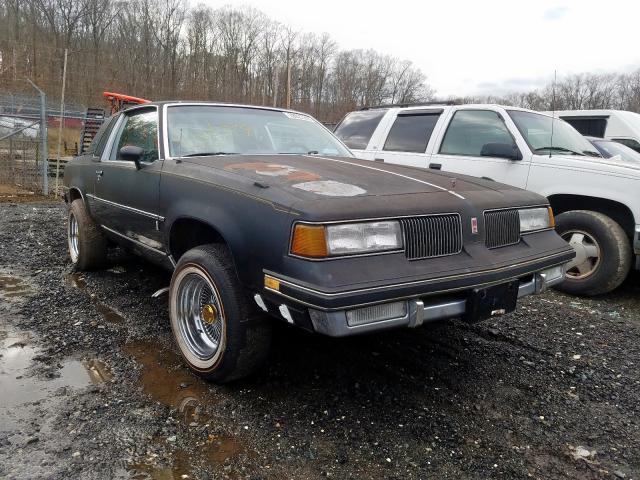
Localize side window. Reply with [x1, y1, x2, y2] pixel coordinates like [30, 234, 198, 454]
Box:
[561, 117, 607, 138]
[334, 110, 386, 150]
[109, 109, 159, 162]
[440, 110, 516, 157]
[383, 113, 440, 153]
[88, 115, 116, 156]
[612, 138, 640, 153]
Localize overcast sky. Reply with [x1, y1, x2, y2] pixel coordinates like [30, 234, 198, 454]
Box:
[202, 0, 640, 98]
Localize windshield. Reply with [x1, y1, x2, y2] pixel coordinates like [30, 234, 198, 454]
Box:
[166, 105, 352, 158]
[590, 138, 640, 163]
[508, 110, 601, 157]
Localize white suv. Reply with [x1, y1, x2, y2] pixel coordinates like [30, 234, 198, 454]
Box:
[334, 104, 640, 296]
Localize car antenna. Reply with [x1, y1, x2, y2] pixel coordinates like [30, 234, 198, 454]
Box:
[549, 70, 557, 159]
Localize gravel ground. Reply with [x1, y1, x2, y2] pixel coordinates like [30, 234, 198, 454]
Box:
[0, 200, 638, 480]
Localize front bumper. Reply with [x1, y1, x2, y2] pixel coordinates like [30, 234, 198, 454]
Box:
[306, 265, 565, 336]
[259, 260, 568, 337]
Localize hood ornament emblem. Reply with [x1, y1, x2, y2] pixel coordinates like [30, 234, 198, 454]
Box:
[450, 178, 456, 188]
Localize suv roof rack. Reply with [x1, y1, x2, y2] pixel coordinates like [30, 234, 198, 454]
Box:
[359, 100, 460, 110]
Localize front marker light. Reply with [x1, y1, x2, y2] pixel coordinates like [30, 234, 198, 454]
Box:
[326, 221, 403, 255]
[291, 221, 404, 258]
[519, 207, 554, 233]
[290, 224, 328, 258]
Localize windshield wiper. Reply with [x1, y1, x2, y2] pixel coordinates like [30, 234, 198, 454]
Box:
[583, 150, 602, 157]
[534, 146, 585, 156]
[183, 152, 236, 157]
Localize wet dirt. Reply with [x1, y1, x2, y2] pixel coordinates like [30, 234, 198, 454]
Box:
[0, 201, 639, 480]
[66, 272, 125, 324]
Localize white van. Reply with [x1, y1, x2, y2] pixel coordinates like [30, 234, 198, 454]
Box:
[334, 104, 640, 296]
[546, 110, 640, 153]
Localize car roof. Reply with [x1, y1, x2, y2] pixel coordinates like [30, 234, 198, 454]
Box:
[122, 100, 311, 117]
[363, 103, 554, 117]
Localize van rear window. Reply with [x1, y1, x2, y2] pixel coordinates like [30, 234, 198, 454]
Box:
[334, 110, 386, 150]
[561, 117, 607, 138]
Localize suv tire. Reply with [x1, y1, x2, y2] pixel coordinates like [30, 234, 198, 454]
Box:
[555, 210, 631, 296]
[169, 244, 271, 383]
[68, 198, 108, 270]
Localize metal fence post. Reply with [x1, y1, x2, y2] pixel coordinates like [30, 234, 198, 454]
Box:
[26, 79, 48, 195]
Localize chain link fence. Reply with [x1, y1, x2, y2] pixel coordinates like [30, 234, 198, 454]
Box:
[0, 89, 86, 196]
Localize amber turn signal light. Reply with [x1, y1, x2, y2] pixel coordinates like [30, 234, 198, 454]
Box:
[548, 206, 556, 228]
[290, 224, 328, 258]
[264, 275, 280, 291]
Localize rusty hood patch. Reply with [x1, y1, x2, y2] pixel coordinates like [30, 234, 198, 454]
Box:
[225, 162, 320, 182]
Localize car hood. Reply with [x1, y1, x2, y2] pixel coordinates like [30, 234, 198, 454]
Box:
[535, 154, 640, 179]
[180, 154, 546, 219]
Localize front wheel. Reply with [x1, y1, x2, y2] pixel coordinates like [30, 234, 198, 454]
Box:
[169, 244, 271, 383]
[555, 210, 631, 296]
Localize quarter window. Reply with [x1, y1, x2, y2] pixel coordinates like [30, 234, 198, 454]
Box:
[88, 115, 116, 156]
[334, 110, 386, 150]
[109, 109, 159, 162]
[440, 110, 516, 156]
[383, 113, 440, 153]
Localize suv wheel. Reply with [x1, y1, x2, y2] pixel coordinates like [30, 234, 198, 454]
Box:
[169, 244, 271, 383]
[68, 199, 108, 270]
[555, 210, 631, 296]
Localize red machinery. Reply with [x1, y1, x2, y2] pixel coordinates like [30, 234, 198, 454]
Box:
[103, 91, 151, 114]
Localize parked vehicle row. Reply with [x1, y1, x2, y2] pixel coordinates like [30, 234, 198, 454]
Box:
[64, 101, 574, 382]
[548, 109, 640, 153]
[334, 104, 640, 295]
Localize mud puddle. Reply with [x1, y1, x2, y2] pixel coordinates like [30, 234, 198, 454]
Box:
[122, 341, 214, 424]
[0, 321, 112, 433]
[0, 271, 32, 299]
[128, 436, 245, 480]
[124, 341, 247, 478]
[67, 272, 125, 324]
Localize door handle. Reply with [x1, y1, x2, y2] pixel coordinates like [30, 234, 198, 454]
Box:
[374, 158, 385, 162]
[429, 163, 442, 170]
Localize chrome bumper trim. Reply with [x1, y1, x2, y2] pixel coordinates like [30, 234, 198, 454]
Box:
[310, 266, 566, 337]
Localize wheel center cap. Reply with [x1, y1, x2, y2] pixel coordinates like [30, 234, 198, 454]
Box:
[569, 240, 587, 265]
[202, 304, 218, 325]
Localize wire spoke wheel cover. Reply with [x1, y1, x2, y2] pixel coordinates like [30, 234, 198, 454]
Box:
[562, 229, 601, 279]
[171, 265, 226, 369]
[68, 211, 79, 263]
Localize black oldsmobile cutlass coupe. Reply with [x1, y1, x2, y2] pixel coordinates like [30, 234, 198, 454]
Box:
[64, 102, 574, 382]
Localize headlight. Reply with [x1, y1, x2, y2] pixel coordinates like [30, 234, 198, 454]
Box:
[519, 207, 555, 233]
[291, 221, 403, 258]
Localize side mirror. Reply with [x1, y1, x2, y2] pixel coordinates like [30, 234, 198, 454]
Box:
[119, 145, 144, 169]
[480, 142, 522, 161]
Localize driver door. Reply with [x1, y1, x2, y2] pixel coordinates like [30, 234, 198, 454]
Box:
[92, 107, 164, 253]
[430, 109, 530, 188]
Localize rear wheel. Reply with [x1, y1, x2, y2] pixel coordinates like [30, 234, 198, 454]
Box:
[169, 244, 271, 383]
[555, 210, 631, 296]
[67, 199, 108, 270]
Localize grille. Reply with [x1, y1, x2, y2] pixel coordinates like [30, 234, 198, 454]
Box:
[399, 214, 462, 260]
[484, 209, 521, 249]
